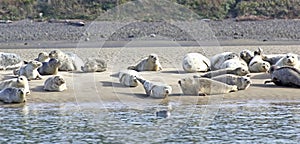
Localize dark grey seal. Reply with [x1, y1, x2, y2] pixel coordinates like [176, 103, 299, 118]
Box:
[264, 66, 300, 88]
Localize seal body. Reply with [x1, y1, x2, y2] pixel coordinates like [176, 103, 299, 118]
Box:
[136, 77, 172, 99]
[0, 76, 30, 95]
[14, 60, 43, 80]
[49, 50, 76, 71]
[178, 77, 238, 96]
[182, 53, 210, 72]
[119, 70, 140, 87]
[210, 52, 239, 70]
[262, 54, 285, 65]
[0, 87, 26, 103]
[240, 49, 254, 64]
[220, 58, 248, 70]
[211, 74, 251, 90]
[265, 66, 300, 87]
[195, 67, 250, 78]
[0, 52, 23, 70]
[275, 53, 300, 69]
[249, 52, 270, 73]
[44, 75, 67, 91]
[128, 54, 162, 71]
[38, 58, 61, 75]
[81, 58, 107, 72]
[35, 52, 50, 62]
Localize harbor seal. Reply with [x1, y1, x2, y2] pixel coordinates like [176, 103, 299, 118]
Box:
[44, 75, 67, 92]
[0, 52, 23, 70]
[118, 69, 140, 87]
[136, 77, 172, 99]
[275, 53, 300, 69]
[264, 66, 300, 88]
[220, 58, 248, 70]
[182, 53, 210, 72]
[81, 58, 107, 72]
[13, 60, 43, 80]
[178, 77, 238, 96]
[211, 74, 251, 90]
[0, 76, 30, 95]
[194, 67, 250, 78]
[128, 54, 162, 71]
[0, 87, 26, 103]
[249, 50, 271, 73]
[38, 58, 61, 75]
[49, 50, 76, 71]
[210, 52, 239, 70]
[35, 52, 50, 62]
[262, 54, 285, 65]
[240, 49, 254, 64]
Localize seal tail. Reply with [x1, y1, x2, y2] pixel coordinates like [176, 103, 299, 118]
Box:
[135, 76, 146, 84]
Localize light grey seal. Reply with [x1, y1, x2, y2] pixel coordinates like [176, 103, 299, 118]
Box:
[44, 75, 67, 91]
[128, 54, 162, 71]
[118, 69, 140, 87]
[211, 74, 251, 90]
[13, 60, 43, 80]
[178, 77, 238, 96]
[0, 87, 26, 103]
[81, 58, 107, 72]
[249, 49, 271, 73]
[0, 52, 23, 70]
[264, 66, 300, 88]
[182, 53, 210, 72]
[194, 67, 250, 78]
[0, 76, 30, 95]
[136, 77, 172, 99]
[49, 50, 76, 71]
[275, 53, 300, 69]
[210, 52, 239, 70]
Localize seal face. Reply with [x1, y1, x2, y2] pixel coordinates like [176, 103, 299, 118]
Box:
[38, 58, 61, 75]
[136, 77, 172, 99]
[0, 76, 30, 95]
[249, 49, 271, 73]
[44, 75, 67, 92]
[211, 74, 252, 90]
[178, 77, 238, 96]
[14, 60, 43, 80]
[128, 54, 162, 71]
[265, 66, 300, 87]
[81, 58, 107, 72]
[119, 69, 140, 87]
[182, 53, 210, 73]
[0, 87, 26, 103]
[275, 53, 300, 69]
[49, 50, 76, 71]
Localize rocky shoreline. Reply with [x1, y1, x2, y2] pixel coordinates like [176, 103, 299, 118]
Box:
[0, 19, 299, 44]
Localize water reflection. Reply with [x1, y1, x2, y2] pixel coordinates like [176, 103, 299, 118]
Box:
[0, 102, 300, 143]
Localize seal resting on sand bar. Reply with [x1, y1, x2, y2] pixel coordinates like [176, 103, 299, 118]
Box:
[0, 87, 26, 103]
[136, 77, 172, 99]
[38, 58, 61, 75]
[44, 75, 67, 92]
[118, 69, 140, 87]
[182, 53, 210, 73]
[264, 66, 300, 88]
[0, 76, 30, 95]
[81, 58, 107, 72]
[211, 74, 251, 90]
[194, 67, 250, 78]
[13, 60, 43, 80]
[128, 54, 162, 71]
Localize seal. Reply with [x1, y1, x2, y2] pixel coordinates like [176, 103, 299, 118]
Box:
[128, 54, 162, 71]
[0, 76, 30, 95]
[240, 49, 254, 64]
[210, 52, 239, 70]
[182, 53, 210, 72]
[38, 58, 61, 75]
[194, 67, 250, 78]
[264, 66, 300, 87]
[13, 60, 43, 80]
[81, 58, 107, 72]
[35, 52, 50, 62]
[0, 87, 26, 103]
[44, 75, 67, 92]
[220, 57, 248, 70]
[275, 53, 300, 69]
[178, 77, 238, 96]
[0, 52, 23, 70]
[211, 74, 251, 90]
[119, 69, 140, 87]
[249, 49, 271, 73]
[136, 77, 172, 99]
[49, 50, 76, 71]
[262, 54, 285, 65]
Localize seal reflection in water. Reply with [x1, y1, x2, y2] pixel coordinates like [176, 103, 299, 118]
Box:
[0, 87, 26, 103]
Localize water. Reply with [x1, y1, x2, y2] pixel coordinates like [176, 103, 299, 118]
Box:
[1, 101, 300, 143]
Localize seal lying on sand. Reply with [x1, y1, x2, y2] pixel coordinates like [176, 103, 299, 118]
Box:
[44, 75, 67, 91]
[14, 60, 43, 80]
[81, 58, 107, 72]
[128, 54, 162, 71]
[178, 77, 238, 96]
[220, 57, 248, 70]
[35, 52, 50, 62]
[240, 49, 254, 64]
[0, 87, 26, 103]
[0, 52, 23, 70]
[211, 74, 251, 90]
[275, 53, 300, 69]
[0, 76, 30, 95]
[264, 66, 300, 88]
[119, 69, 140, 87]
[182, 53, 210, 72]
[210, 52, 239, 70]
[49, 50, 76, 71]
[249, 49, 270, 73]
[136, 77, 172, 99]
[194, 67, 250, 78]
[38, 58, 61, 75]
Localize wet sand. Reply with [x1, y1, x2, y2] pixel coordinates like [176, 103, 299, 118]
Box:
[0, 45, 299, 106]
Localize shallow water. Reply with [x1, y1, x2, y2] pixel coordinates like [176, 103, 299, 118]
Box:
[1, 101, 300, 143]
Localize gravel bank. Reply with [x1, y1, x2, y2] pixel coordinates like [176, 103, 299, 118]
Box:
[0, 19, 300, 44]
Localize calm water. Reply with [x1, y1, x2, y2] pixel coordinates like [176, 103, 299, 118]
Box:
[1, 101, 300, 143]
